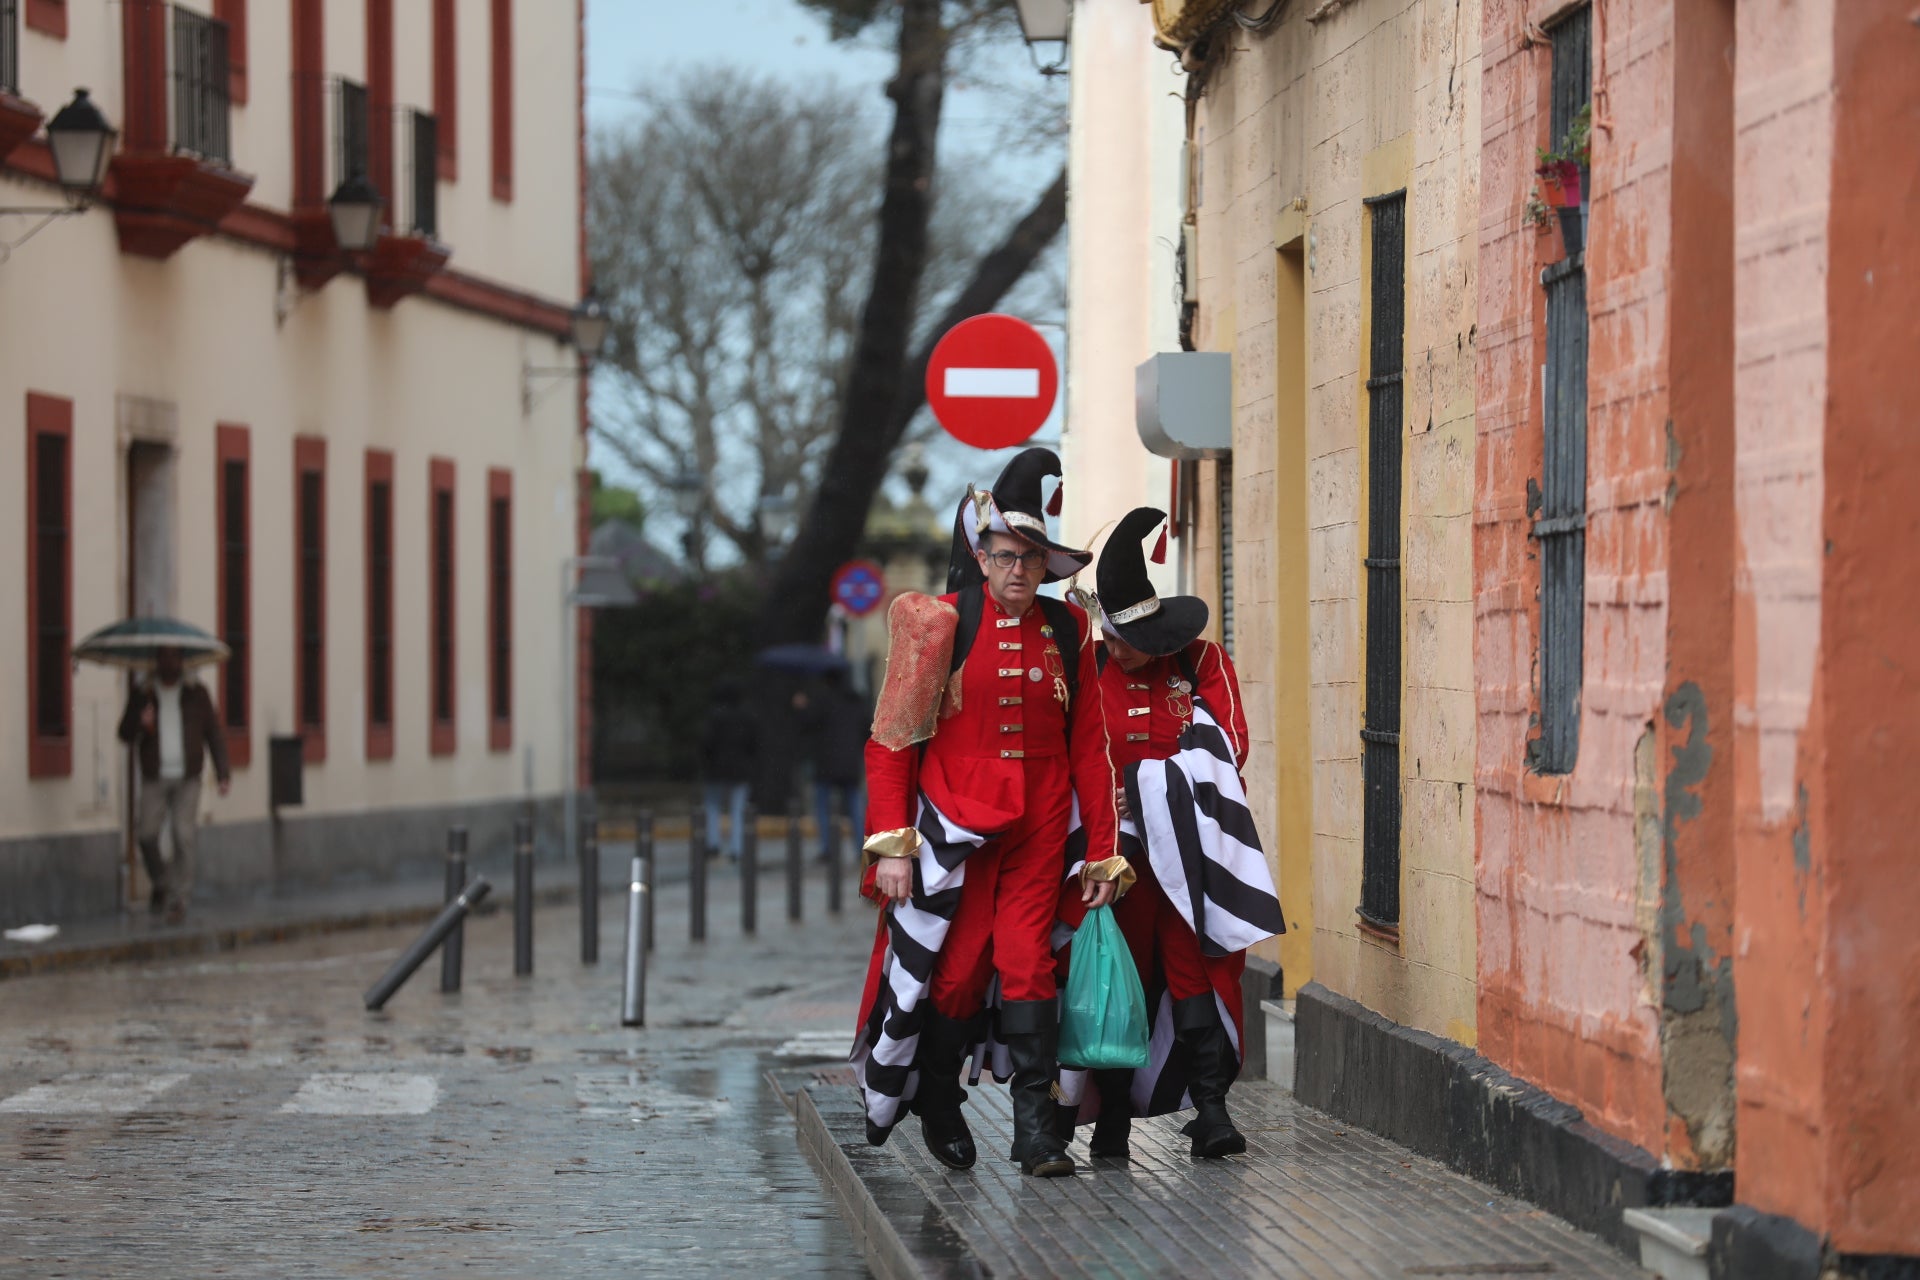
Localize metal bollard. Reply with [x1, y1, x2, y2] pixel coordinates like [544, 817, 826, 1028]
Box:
[827, 815, 844, 915]
[786, 797, 804, 924]
[365, 877, 493, 1011]
[440, 826, 468, 993]
[638, 809, 655, 952]
[740, 803, 759, 934]
[513, 817, 534, 976]
[620, 855, 648, 1027]
[689, 807, 708, 942]
[579, 799, 600, 965]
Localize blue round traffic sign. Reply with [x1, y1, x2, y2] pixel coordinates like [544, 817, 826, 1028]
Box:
[831, 559, 886, 617]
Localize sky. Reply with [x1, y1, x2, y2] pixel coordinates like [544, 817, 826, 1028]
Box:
[582, 1, 1072, 550]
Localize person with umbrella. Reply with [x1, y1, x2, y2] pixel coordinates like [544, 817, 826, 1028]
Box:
[110, 639, 231, 923]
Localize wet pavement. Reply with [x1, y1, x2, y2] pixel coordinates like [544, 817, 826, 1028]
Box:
[0, 866, 878, 1278]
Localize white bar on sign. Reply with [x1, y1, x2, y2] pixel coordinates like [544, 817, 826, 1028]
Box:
[944, 367, 1040, 399]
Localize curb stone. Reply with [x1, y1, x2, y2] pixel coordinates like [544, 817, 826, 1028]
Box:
[794, 1085, 987, 1280]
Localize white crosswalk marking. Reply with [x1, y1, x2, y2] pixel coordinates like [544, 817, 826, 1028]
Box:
[773, 1031, 849, 1061]
[279, 1073, 438, 1116]
[0, 1072, 189, 1114]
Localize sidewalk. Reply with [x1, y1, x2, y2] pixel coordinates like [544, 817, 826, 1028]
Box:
[0, 837, 853, 980]
[796, 1075, 1651, 1280]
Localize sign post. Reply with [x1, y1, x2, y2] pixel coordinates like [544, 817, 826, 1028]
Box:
[925, 313, 1059, 450]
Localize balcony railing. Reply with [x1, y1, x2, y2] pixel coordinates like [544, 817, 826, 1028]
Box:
[399, 108, 438, 239]
[1, 0, 19, 96]
[170, 5, 231, 163]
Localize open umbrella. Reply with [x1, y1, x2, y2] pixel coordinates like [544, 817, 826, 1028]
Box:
[72, 616, 229, 672]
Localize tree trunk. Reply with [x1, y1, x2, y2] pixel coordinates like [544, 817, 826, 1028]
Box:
[761, 160, 1071, 645]
[760, 0, 945, 645]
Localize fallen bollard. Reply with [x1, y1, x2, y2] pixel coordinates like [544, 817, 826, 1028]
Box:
[689, 807, 708, 942]
[741, 803, 759, 934]
[638, 809, 656, 952]
[365, 877, 493, 1011]
[440, 826, 468, 993]
[827, 816, 844, 916]
[514, 817, 534, 976]
[621, 855, 648, 1027]
[579, 799, 600, 965]
[786, 797, 805, 924]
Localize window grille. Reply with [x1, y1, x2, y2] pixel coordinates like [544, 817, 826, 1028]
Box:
[297, 469, 324, 731]
[1531, 3, 1591, 774]
[1359, 190, 1406, 931]
[489, 493, 511, 724]
[1, 0, 19, 96]
[335, 77, 370, 189]
[170, 5, 231, 163]
[432, 488, 454, 728]
[220, 457, 248, 730]
[1217, 460, 1235, 656]
[367, 479, 393, 729]
[392, 107, 439, 238]
[33, 431, 69, 741]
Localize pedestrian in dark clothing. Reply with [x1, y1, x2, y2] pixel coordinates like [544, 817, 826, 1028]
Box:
[116, 646, 231, 922]
[701, 680, 758, 859]
[797, 668, 868, 861]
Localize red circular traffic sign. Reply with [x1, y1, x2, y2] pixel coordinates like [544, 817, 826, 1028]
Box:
[830, 559, 887, 617]
[924, 313, 1058, 450]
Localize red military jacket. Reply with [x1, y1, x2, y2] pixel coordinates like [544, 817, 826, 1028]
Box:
[1099, 638, 1249, 776]
[866, 586, 1119, 859]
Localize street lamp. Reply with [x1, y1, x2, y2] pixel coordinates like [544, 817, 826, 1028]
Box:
[522, 285, 614, 412]
[2, 88, 117, 259]
[1014, 0, 1071, 74]
[758, 488, 797, 549]
[326, 172, 384, 253]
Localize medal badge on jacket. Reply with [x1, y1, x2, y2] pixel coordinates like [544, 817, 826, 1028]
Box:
[1166, 672, 1193, 724]
[1041, 625, 1069, 708]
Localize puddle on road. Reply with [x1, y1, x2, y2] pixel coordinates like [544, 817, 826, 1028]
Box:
[573, 1071, 732, 1122]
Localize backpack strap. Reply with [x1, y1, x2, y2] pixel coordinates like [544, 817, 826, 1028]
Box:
[948, 586, 983, 676]
[1176, 644, 1201, 694]
[1094, 645, 1108, 677]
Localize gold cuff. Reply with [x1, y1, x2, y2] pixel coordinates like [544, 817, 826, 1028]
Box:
[862, 828, 923, 866]
[1081, 855, 1136, 899]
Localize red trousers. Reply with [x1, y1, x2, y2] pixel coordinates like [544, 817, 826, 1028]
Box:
[929, 755, 1072, 1019]
[1111, 857, 1245, 1003]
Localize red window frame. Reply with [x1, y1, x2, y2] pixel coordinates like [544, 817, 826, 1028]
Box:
[366, 0, 393, 227]
[433, 0, 457, 181]
[294, 436, 327, 764]
[214, 0, 247, 104]
[489, 0, 512, 201]
[429, 457, 457, 756]
[25, 0, 66, 39]
[215, 424, 252, 769]
[365, 449, 395, 761]
[291, 0, 324, 207]
[487, 468, 512, 751]
[25, 392, 72, 779]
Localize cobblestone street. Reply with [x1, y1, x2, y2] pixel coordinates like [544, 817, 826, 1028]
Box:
[0, 869, 877, 1278]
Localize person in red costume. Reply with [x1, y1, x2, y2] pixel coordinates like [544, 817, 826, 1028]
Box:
[852, 447, 1127, 1179]
[1076, 506, 1261, 1162]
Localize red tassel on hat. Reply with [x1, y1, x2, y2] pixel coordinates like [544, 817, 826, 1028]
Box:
[1047, 481, 1063, 517]
[1151, 525, 1168, 564]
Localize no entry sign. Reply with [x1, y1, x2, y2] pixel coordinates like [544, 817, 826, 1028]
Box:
[925, 314, 1058, 450]
[830, 559, 886, 617]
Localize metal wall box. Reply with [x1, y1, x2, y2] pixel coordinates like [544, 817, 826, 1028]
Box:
[269, 735, 304, 810]
[1135, 351, 1232, 459]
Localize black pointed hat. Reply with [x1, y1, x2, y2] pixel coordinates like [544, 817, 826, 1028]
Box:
[1094, 507, 1209, 656]
[945, 446, 1091, 590]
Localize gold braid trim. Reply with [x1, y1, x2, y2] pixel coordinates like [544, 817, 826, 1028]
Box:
[862, 827, 923, 866]
[1081, 855, 1137, 899]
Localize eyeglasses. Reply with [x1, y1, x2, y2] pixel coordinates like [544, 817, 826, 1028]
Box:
[984, 549, 1048, 570]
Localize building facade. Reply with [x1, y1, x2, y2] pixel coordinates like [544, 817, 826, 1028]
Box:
[0, 0, 591, 926]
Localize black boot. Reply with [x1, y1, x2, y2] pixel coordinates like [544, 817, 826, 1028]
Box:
[1087, 1069, 1134, 1161]
[911, 1009, 979, 1170]
[1174, 995, 1246, 1158]
[1001, 999, 1075, 1177]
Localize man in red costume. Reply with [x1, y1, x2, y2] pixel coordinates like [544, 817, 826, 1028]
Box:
[1069, 506, 1281, 1162]
[852, 448, 1126, 1179]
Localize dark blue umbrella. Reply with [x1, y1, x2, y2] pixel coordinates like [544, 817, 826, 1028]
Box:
[755, 644, 851, 676]
[72, 616, 228, 671]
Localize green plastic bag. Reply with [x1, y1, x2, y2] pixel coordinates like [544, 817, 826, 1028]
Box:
[1057, 905, 1150, 1070]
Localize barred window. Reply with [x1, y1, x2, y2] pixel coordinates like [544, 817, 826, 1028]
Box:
[429, 459, 456, 755]
[294, 441, 326, 762]
[170, 5, 232, 163]
[487, 471, 512, 750]
[365, 451, 394, 759]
